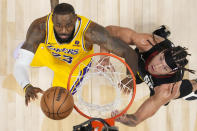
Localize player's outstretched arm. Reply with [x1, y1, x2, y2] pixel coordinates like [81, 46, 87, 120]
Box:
[85, 22, 138, 75]
[100, 25, 137, 53]
[50, 0, 59, 11]
[13, 18, 46, 105]
[114, 83, 180, 127]
[106, 25, 162, 52]
[24, 84, 44, 106]
[105, 25, 136, 45]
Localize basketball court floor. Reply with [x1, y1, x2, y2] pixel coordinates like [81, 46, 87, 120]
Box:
[0, 0, 197, 131]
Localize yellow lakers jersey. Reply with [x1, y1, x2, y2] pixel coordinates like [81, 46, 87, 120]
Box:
[30, 13, 94, 92]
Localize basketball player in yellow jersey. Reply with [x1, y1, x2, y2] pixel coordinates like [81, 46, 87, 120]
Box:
[13, 3, 138, 106]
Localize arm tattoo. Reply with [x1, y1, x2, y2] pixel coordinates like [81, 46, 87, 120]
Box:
[85, 22, 138, 75]
[122, 114, 138, 127]
[22, 17, 46, 53]
[85, 22, 123, 56]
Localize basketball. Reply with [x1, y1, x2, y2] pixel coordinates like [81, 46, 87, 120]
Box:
[40, 87, 74, 120]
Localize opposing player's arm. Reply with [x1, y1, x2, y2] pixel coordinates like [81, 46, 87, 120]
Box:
[22, 17, 46, 53]
[50, 0, 59, 11]
[116, 83, 180, 127]
[85, 22, 138, 75]
[105, 25, 135, 45]
[100, 25, 136, 54]
[106, 25, 164, 52]
[190, 79, 197, 92]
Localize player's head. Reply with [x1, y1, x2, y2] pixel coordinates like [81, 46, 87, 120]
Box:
[52, 3, 77, 43]
[147, 25, 195, 75]
[147, 46, 194, 75]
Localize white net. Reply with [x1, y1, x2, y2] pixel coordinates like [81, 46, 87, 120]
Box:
[69, 54, 135, 119]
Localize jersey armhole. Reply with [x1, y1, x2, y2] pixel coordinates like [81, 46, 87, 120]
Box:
[82, 20, 92, 51]
[45, 13, 52, 44]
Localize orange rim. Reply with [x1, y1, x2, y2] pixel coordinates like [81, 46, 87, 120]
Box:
[67, 53, 136, 124]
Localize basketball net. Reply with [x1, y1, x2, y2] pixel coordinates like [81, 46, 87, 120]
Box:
[68, 53, 136, 131]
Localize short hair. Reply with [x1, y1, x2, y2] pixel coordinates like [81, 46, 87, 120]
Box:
[53, 3, 75, 15]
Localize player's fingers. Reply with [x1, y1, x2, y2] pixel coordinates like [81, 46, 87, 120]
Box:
[111, 67, 115, 72]
[25, 97, 28, 106]
[25, 95, 30, 106]
[111, 111, 116, 117]
[123, 87, 131, 95]
[117, 114, 127, 122]
[109, 65, 115, 72]
[109, 63, 115, 72]
[34, 88, 44, 94]
[122, 114, 127, 120]
[115, 117, 121, 122]
[123, 87, 128, 94]
[39, 90, 44, 94]
[126, 88, 131, 95]
[96, 65, 102, 70]
[112, 110, 119, 120]
[29, 94, 35, 100]
[31, 93, 37, 100]
[118, 83, 123, 90]
[171, 83, 179, 97]
[148, 37, 156, 45]
[34, 93, 38, 99]
[166, 83, 178, 99]
[166, 83, 173, 94]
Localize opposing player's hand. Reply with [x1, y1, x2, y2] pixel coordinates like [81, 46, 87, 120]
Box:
[132, 33, 156, 51]
[154, 82, 180, 104]
[96, 56, 115, 72]
[112, 110, 138, 126]
[24, 84, 44, 106]
[111, 110, 129, 124]
[118, 77, 133, 94]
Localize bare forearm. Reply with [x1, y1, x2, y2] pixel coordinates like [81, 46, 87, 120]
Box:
[122, 97, 160, 127]
[106, 25, 136, 45]
[122, 83, 181, 127]
[135, 97, 162, 123]
[120, 114, 138, 127]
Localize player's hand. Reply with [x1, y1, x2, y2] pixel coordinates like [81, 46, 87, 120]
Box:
[96, 56, 115, 72]
[112, 110, 138, 126]
[24, 84, 44, 106]
[118, 77, 133, 94]
[154, 83, 180, 104]
[132, 33, 156, 50]
[111, 110, 130, 124]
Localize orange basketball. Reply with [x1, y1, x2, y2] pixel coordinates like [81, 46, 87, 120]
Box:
[40, 87, 74, 120]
